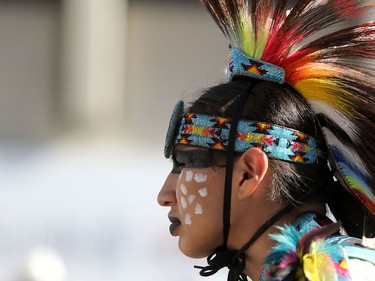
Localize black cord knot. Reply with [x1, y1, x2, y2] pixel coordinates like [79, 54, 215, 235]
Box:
[194, 247, 248, 281]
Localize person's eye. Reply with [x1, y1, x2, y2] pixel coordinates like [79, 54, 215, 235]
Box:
[171, 158, 185, 174]
[171, 150, 213, 173]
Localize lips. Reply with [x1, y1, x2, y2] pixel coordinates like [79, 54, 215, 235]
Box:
[168, 215, 181, 235]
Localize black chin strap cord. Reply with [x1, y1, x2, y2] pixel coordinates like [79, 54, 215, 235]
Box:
[194, 81, 334, 281]
[195, 83, 257, 281]
[195, 203, 294, 281]
[223, 84, 258, 248]
[195, 177, 332, 281]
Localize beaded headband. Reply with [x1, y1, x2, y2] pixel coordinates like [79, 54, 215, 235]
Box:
[165, 101, 318, 164]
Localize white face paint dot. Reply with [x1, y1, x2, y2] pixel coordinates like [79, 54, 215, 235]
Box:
[187, 194, 196, 205]
[185, 214, 192, 225]
[178, 172, 183, 180]
[180, 184, 188, 195]
[195, 203, 203, 215]
[194, 173, 208, 183]
[198, 188, 208, 198]
[186, 171, 193, 182]
[181, 197, 187, 209]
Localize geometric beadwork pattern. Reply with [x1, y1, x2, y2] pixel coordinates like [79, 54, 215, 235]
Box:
[227, 48, 285, 84]
[175, 113, 317, 164]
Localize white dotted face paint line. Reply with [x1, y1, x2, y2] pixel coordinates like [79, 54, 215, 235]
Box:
[180, 184, 188, 195]
[181, 197, 188, 209]
[198, 188, 208, 198]
[194, 173, 208, 183]
[186, 171, 193, 182]
[178, 172, 183, 180]
[195, 203, 203, 215]
[187, 194, 196, 205]
[185, 214, 192, 225]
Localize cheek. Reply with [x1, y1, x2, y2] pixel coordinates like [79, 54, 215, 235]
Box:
[194, 173, 208, 183]
[177, 170, 210, 226]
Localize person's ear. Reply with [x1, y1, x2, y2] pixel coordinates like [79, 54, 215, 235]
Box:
[236, 147, 269, 201]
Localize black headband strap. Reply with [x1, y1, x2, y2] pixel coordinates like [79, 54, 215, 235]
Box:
[223, 82, 259, 247]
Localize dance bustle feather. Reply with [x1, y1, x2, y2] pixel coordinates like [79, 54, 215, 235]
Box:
[266, 222, 351, 280]
[202, 0, 375, 235]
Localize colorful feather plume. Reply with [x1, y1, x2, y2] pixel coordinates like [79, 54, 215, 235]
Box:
[201, 0, 375, 236]
[266, 222, 351, 281]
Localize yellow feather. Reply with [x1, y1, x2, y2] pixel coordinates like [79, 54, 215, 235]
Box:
[302, 242, 337, 281]
[295, 79, 355, 115]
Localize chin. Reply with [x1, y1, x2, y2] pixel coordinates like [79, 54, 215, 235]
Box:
[178, 239, 214, 259]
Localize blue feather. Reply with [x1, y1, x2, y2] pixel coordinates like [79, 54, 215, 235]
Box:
[329, 145, 369, 184]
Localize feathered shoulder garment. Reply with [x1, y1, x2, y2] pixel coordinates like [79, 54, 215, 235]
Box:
[263, 213, 375, 281]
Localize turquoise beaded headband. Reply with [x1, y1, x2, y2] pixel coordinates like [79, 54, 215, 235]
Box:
[165, 101, 318, 164]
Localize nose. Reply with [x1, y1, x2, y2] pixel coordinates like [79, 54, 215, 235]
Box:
[157, 172, 179, 207]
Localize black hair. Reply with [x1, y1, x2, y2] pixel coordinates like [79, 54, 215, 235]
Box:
[188, 79, 374, 238]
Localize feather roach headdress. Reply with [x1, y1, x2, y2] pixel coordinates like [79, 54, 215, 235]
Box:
[201, 0, 375, 237]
